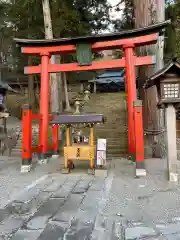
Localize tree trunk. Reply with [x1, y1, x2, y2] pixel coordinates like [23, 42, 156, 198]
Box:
[56, 55, 64, 113]
[63, 72, 71, 112]
[156, 0, 165, 71]
[28, 56, 35, 110]
[134, 0, 157, 126]
[134, 0, 165, 158]
[42, 0, 61, 114]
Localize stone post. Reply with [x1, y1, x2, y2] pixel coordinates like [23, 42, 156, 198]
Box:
[133, 100, 146, 177]
[165, 104, 179, 182]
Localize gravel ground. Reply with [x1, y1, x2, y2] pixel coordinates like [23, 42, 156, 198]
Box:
[0, 156, 62, 208]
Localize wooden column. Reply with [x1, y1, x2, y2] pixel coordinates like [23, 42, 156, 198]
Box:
[123, 44, 137, 157]
[21, 104, 32, 173]
[39, 52, 50, 160]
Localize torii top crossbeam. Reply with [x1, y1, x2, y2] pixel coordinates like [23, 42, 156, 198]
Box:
[14, 20, 170, 50]
[13, 20, 170, 75]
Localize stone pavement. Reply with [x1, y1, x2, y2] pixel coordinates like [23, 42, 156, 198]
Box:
[1, 157, 180, 239]
[0, 155, 62, 208]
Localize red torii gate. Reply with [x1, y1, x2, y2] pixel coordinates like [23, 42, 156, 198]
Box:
[14, 20, 169, 173]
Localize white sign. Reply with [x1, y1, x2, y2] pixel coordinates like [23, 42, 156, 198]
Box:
[96, 150, 106, 165]
[97, 138, 107, 151]
[84, 136, 89, 143]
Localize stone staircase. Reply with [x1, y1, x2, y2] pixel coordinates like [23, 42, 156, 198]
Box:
[6, 92, 128, 158]
[6, 125, 39, 158]
[10, 136, 22, 157]
[83, 92, 128, 157]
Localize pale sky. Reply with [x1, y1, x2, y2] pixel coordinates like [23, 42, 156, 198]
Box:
[108, 0, 124, 20]
[100, 0, 124, 33]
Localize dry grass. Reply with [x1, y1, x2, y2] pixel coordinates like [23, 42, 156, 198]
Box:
[6, 94, 27, 119]
[6, 94, 39, 119]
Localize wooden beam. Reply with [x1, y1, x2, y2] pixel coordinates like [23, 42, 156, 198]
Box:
[21, 33, 158, 55]
[24, 56, 156, 74]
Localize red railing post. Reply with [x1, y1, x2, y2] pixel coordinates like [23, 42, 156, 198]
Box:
[133, 100, 146, 177]
[39, 52, 50, 161]
[21, 104, 32, 172]
[52, 124, 60, 157]
[123, 43, 137, 158]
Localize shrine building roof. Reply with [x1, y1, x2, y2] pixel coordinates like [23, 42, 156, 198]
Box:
[144, 58, 180, 89]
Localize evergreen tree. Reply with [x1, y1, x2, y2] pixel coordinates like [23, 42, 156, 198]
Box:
[0, 0, 111, 73]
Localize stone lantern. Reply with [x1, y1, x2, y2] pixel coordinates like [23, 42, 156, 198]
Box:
[144, 58, 180, 182]
[73, 95, 84, 143]
[0, 82, 17, 125]
[74, 95, 84, 115]
[84, 89, 90, 101]
[0, 81, 17, 149]
[156, 76, 180, 107]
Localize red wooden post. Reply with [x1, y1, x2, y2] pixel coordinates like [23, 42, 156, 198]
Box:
[133, 100, 146, 177]
[39, 52, 50, 160]
[21, 104, 32, 172]
[123, 44, 137, 156]
[52, 124, 59, 156]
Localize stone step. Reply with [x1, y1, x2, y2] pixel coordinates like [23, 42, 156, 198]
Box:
[11, 151, 21, 155]
[95, 134, 127, 138]
[11, 147, 21, 150]
[94, 129, 127, 133]
[107, 149, 127, 154]
[107, 154, 127, 159]
[13, 144, 22, 148]
[106, 137, 128, 141]
[89, 92, 126, 97]
[101, 124, 127, 127]
[86, 100, 127, 105]
[106, 143, 128, 148]
[95, 127, 127, 130]
[108, 150, 128, 154]
[85, 112, 127, 118]
[107, 143, 128, 148]
[84, 108, 127, 112]
[105, 143, 128, 147]
[107, 143, 128, 147]
[95, 134, 127, 139]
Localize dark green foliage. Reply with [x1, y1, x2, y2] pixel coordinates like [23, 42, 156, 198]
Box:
[112, 0, 134, 31]
[112, 0, 179, 62]
[164, 1, 177, 61]
[0, 0, 111, 80]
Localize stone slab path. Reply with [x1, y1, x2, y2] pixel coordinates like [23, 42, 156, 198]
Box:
[0, 157, 180, 239]
[0, 173, 114, 240]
